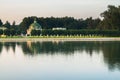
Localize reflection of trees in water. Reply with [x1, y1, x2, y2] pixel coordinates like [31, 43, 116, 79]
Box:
[0, 42, 17, 53]
[0, 41, 101, 55]
[18, 41, 120, 71]
[4, 42, 16, 52]
[101, 42, 120, 70]
[21, 41, 78, 55]
[0, 43, 3, 53]
[0, 41, 120, 70]
[21, 41, 102, 56]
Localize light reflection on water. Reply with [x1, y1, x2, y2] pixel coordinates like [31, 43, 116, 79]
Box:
[0, 41, 120, 80]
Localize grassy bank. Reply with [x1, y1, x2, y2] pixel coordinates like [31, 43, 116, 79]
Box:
[1, 35, 120, 38]
[0, 35, 120, 42]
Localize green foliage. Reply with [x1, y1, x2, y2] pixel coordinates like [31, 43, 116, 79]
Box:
[86, 17, 101, 29]
[41, 29, 120, 37]
[0, 30, 3, 35]
[31, 30, 42, 36]
[10, 30, 16, 36]
[4, 29, 16, 36]
[4, 21, 11, 29]
[4, 29, 11, 36]
[19, 16, 99, 31]
[16, 30, 21, 35]
[19, 17, 36, 33]
[0, 19, 3, 27]
[11, 21, 16, 29]
[99, 5, 120, 30]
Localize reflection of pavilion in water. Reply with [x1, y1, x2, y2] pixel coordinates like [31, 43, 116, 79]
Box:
[27, 41, 32, 48]
[51, 40, 64, 44]
[0, 41, 120, 70]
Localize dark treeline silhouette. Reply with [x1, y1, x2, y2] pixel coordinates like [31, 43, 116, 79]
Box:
[19, 16, 100, 31]
[0, 41, 120, 70]
[99, 5, 120, 30]
[0, 5, 120, 36]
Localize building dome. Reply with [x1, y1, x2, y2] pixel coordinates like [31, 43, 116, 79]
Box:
[30, 20, 42, 30]
[27, 20, 42, 35]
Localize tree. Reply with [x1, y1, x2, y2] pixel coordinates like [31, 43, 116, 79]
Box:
[99, 5, 120, 30]
[85, 17, 101, 29]
[0, 19, 3, 27]
[4, 21, 11, 29]
[11, 21, 16, 30]
[19, 17, 36, 33]
[12, 21, 15, 27]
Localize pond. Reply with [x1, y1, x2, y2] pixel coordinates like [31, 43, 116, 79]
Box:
[0, 41, 120, 80]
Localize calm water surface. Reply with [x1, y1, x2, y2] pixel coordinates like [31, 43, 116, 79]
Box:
[0, 41, 120, 80]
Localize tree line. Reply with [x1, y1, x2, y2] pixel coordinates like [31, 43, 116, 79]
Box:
[0, 5, 120, 36]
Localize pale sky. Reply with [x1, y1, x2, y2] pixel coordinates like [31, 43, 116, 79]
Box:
[0, 0, 120, 24]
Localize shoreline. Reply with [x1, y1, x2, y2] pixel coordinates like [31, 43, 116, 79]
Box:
[0, 37, 120, 42]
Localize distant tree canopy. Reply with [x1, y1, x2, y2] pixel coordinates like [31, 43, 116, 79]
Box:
[99, 5, 120, 30]
[20, 17, 86, 30]
[4, 21, 11, 29]
[19, 16, 100, 32]
[11, 21, 16, 27]
[11, 21, 16, 30]
[85, 17, 101, 29]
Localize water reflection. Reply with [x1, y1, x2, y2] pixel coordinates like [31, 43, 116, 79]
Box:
[0, 41, 120, 71]
[21, 41, 102, 55]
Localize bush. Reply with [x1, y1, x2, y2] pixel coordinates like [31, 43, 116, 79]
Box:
[41, 29, 120, 37]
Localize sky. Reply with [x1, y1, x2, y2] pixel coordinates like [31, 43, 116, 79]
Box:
[0, 0, 120, 24]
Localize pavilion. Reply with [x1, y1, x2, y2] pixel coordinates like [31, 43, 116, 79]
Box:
[27, 20, 42, 36]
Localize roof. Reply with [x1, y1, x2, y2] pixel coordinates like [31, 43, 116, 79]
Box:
[30, 20, 42, 30]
